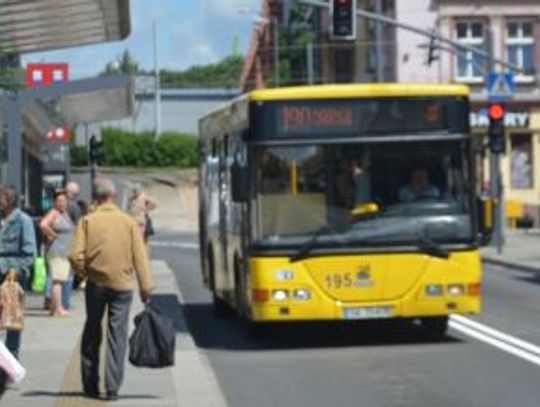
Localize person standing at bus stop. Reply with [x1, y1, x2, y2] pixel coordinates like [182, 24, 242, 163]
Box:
[129, 185, 157, 244]
[0, 186, 37, 359]
[69, 178, 153, 400]
[40, 190, 75, 317]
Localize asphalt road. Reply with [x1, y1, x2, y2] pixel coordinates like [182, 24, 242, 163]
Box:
[150, 231, 540, 407]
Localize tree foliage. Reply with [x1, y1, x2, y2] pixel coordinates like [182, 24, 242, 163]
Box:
[0, 67, 25, 90]
[160, 55, 244, 89]
[71, 127, 198, 168]
[102, 50, 141, 76]
[101, 50, 244, 89]
[268, 4, 318, 88]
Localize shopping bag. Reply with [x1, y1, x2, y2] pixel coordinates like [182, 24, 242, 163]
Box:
[0, 340, 25, 385]
[31, 256, 47, 293]
[0, 271, 25, 331]
[128, 303, 175, 368]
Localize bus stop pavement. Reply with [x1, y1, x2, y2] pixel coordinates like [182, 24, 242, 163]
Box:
[1, 260, 226, 407]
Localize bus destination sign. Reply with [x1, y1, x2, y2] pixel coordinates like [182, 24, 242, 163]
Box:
[281, 105, 354, 132]
[255, 98, 460, 139]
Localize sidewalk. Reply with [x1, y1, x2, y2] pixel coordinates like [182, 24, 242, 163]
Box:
[481, 229, 540, 272]
[1, 261, 226, 407]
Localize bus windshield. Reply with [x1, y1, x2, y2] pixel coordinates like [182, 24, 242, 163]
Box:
[254, 139, 474, 248]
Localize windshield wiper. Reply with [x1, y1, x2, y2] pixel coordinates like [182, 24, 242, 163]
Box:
[417, 235, 450, 259]
[290, 225, 333, 263]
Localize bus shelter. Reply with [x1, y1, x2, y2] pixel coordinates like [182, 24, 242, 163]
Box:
[0, 0, 131, 206]
[0, 75, 134, 211]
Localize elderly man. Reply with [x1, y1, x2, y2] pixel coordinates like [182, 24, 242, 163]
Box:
[0, 186, 37, 359]
[69, 178, 153, 401]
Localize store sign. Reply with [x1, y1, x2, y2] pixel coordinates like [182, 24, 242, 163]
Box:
[470, 109, 530, 128]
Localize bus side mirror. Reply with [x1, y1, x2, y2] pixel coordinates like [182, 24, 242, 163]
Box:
[231, 163, 249, 202]
[477, 197, 493, 246]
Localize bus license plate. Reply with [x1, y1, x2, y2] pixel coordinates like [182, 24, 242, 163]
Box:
[343, 306, 393, 320]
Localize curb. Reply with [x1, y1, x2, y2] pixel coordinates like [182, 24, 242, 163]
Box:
[482, 256, 540, 273]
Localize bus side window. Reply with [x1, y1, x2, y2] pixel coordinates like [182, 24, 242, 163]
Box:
[211, 138, 217, 158]
[223, 135, 229, 158]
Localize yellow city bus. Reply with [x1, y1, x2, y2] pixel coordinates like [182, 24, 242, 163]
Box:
[198, 84, 486, 337]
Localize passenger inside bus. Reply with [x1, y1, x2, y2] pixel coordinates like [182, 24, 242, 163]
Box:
[398, 165, 441, 202]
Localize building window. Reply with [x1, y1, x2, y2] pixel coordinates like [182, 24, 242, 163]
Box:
[455, 21, 485, 82]
[510, 134, 533, 189]
[506, 21, 535, 80]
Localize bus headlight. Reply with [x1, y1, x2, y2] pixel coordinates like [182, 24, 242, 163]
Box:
[425, 285, 444, 297]
[448, 284, 465, 296]
[272, 289, 289, 301]
[293, 289, 311, 301]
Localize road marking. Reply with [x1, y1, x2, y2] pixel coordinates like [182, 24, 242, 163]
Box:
[149, 241, 199, 249]
[450, 316, 540, 367]
[451, 315, 540, 356]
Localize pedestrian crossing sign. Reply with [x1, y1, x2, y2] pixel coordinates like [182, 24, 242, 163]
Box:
[487, 72, 514, 102]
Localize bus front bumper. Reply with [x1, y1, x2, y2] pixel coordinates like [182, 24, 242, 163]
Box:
[250, 296, 481, 322]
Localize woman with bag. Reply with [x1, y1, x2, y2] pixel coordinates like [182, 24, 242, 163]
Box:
[39, 190, 75, 317]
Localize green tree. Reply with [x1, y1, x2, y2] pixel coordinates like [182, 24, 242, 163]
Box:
[102, 49, 141, 76]
[160, 55, 244, 89]
[0, 54, 25, 91]
[270, 4, 317, 87]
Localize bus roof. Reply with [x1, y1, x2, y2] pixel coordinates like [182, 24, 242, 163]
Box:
[249, 83, 470, 102]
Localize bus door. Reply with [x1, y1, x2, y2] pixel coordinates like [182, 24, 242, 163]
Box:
[218, 136, 232, 288]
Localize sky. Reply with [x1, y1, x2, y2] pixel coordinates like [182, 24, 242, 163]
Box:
[22, 0, 259, 79]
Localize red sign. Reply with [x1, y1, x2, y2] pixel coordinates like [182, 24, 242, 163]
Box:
[46, 127, 71, 144]
[26, 63, 69, 88]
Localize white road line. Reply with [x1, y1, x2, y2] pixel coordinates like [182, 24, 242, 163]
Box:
[451, 315, 540, 357]
[149, 241, 199, 249]
[450, 317, 540, 367]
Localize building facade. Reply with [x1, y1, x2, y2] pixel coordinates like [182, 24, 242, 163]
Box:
[396, 0, 540, 224]
[240, 0, 396, 91]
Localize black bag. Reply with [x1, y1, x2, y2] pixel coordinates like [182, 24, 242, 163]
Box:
[128, 304, 175, 368]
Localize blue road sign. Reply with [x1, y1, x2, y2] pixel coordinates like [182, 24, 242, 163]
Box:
[487, 72, 514, 102]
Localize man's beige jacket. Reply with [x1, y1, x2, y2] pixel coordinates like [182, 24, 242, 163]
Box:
[68, 203, 153, 293]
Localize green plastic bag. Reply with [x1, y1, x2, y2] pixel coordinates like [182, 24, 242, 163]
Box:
[32, 257, 47, 293]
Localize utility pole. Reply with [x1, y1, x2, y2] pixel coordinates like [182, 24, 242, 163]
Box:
[484, 26, 505, 254]
[307, 42, 314, 84]
[374, 0, 384, 82]
[5, 92, 22, 194]
[89, 135, 103, 201]
[154, 18, 162, 138]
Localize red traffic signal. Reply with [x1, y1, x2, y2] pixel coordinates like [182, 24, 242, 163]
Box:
[331, 0, 356, 40]
[488, 103, 505, 121]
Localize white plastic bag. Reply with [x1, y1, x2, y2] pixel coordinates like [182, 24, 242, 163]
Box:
[0, 340, 25, 385]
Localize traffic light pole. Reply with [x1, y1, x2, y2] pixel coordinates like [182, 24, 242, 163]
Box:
[299, 0, 523, 74]
[90, 157, 97, 201]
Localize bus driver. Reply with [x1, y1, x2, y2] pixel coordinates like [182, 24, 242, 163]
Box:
[398, 166, 440, 202]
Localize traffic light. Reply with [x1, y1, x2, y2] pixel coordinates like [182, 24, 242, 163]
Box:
[89, 135, 104, 163]
[331, 0, 356, 40]
[488, 103, 506, 154]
